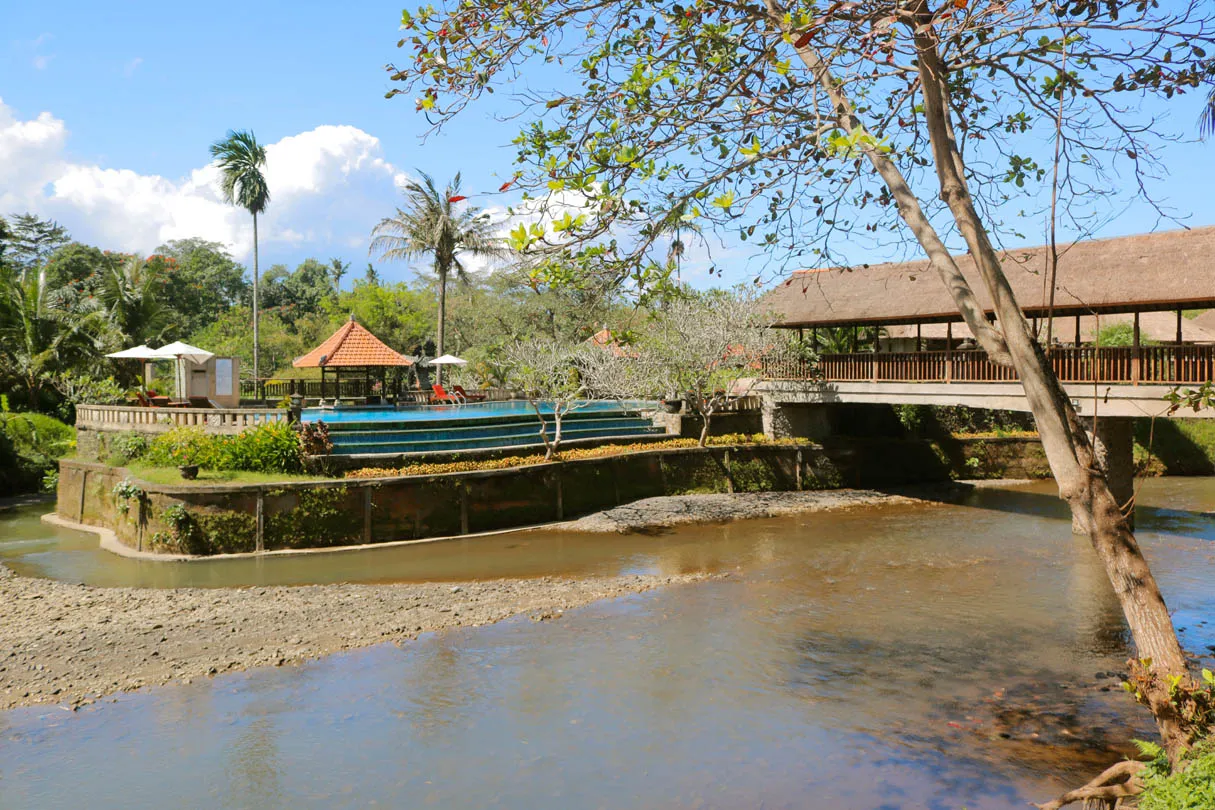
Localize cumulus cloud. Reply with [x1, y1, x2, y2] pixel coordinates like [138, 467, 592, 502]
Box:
[0, 98, 408, 262]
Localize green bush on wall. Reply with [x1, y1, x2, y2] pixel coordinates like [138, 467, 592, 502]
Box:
[143, 423, 303, 474]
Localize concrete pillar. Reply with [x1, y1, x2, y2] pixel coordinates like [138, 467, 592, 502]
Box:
[1073, 416, 1135, 533]
[762, 399, 833, 441]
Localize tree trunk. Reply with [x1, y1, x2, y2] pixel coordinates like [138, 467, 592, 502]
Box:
[436, 263, 447, 386]
[699, 409, 711, 447]
[252, 211, 260, 394]
[907, 17, 1189, 757]
[768, 2, 1192, 758]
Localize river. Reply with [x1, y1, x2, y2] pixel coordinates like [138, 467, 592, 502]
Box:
[1, 479, 1213, 809]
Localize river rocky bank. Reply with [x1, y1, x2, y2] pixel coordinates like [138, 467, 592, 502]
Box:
[0, 565, 713, 712]
[1, 485, 996, 714]
[558, 488, 927, 532]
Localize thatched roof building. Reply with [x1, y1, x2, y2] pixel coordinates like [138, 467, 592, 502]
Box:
[764, 227, 1215, 329]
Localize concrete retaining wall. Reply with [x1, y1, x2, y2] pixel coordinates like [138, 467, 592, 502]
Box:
[58, 437, 987, 557]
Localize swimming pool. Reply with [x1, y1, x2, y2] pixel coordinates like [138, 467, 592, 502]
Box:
[303, 399, 654, 424]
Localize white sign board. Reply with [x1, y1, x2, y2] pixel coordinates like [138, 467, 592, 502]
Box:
[215, 358, 233, 397]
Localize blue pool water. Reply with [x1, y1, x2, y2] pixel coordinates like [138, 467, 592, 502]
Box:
[303, 400, 652, 424]
[303, 400, 666, 455]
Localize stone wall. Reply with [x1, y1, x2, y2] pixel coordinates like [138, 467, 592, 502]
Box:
[59, 438, 964, 557]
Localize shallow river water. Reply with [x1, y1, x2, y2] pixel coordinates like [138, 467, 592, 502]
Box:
[2, 479, 1214, 809]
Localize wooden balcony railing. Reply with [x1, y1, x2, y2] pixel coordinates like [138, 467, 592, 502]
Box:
[761, 345, 1215, 385]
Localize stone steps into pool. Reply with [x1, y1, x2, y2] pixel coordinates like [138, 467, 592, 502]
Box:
[323, 410, 666, 456]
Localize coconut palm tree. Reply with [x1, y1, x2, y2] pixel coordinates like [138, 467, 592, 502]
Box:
[369, 172, 501, 382]
[210, 130, 270, 385]
[1203, 84, 1215, 139]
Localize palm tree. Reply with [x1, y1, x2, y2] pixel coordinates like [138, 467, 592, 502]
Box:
[210, 130, 270, 386]
[369, 172, 501, 382]
[1203, 84, 1215, 139]
[102, 255, 171, 347]
[0, 267, 110, 406]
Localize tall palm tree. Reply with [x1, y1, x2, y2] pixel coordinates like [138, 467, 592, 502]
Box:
[1203, 85, 1215, 139]
[369, 172, 501, 382]
[210, 130, 270, 385]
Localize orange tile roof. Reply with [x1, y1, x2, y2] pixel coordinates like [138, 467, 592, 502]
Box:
[293, 318, 413, 368]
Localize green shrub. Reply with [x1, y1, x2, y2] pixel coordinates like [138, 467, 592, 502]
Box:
[144, 423, 303, 474]
[1136, 738, 1215, 810]
[0, 408, 75, 493]
[108, 431, 150, 464]
[218, 422, 302, 473]
[144, 427, 222, 468]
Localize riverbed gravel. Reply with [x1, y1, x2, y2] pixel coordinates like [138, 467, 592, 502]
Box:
[0, 565, 711, 712]
[559, 489, 920, 532]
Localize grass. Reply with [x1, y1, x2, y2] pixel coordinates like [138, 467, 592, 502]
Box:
[126, 463, 328, 486]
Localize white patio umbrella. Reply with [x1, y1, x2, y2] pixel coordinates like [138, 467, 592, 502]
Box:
[105, 345, 162, 395]
[427, 354, 468, 366]
[105, 344, 160, 359]
[151, 341, 215, 401]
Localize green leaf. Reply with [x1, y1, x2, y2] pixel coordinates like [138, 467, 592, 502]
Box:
[711, 190, 735, 210]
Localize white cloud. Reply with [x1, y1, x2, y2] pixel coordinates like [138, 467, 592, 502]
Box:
[123, 57, 143, 77]
[0, 98, 406, 262]
[32, 54, 53, 70]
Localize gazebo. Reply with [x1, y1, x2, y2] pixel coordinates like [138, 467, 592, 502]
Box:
[293, 316, 413, 403]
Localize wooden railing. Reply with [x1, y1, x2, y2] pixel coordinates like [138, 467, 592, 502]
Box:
[761, 345, 1215, 385]
[76, 404, 289, 434]
[239, 379, 519, 403]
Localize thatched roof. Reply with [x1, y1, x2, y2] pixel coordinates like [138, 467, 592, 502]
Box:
[293, 318, 413, 368]
[765, 227, 1215, 328]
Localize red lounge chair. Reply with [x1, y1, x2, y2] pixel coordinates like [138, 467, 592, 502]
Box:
[429, 384, 459, 404]
[452, 385, 486, 402]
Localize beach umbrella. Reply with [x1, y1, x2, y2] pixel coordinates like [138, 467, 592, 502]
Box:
[105, 345, 163, 394]
[427, 354, 468, 366]
[105, 344, 160, 359]
[151, 342, 215, 400]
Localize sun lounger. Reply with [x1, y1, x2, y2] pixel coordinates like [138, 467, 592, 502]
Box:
[452, 385, 486, 402]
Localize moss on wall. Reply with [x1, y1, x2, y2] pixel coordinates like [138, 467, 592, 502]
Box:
[263, 486, 361, 549]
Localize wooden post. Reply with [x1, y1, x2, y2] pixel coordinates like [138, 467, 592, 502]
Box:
[945, 322, 953, 383]
[915, 322, 922, 353]
[1074, 314, 1081, 346]
[1132, 311, 1141, 385]
[811, 326, 818, 350]
[851, 325, 858, 353]
[1176, 309, 1184, 382]
[871, 326, 879, 382]
[320, 368, 326, 401]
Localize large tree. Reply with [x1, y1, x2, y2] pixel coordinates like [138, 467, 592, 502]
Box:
[154, 238, 250, 338]
[369, 172, 502, 382]
[210, 130, 270, 385]
[386, 0, 1215, 786]
[2, 214, 70, 281]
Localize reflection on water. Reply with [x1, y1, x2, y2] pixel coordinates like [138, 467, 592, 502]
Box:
[2, 479, 1214, 809]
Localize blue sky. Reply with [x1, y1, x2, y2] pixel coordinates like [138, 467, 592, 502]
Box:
[3, 1, 1214, 288]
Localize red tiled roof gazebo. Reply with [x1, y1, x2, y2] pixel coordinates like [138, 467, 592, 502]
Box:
[293, 316, 413, 402]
